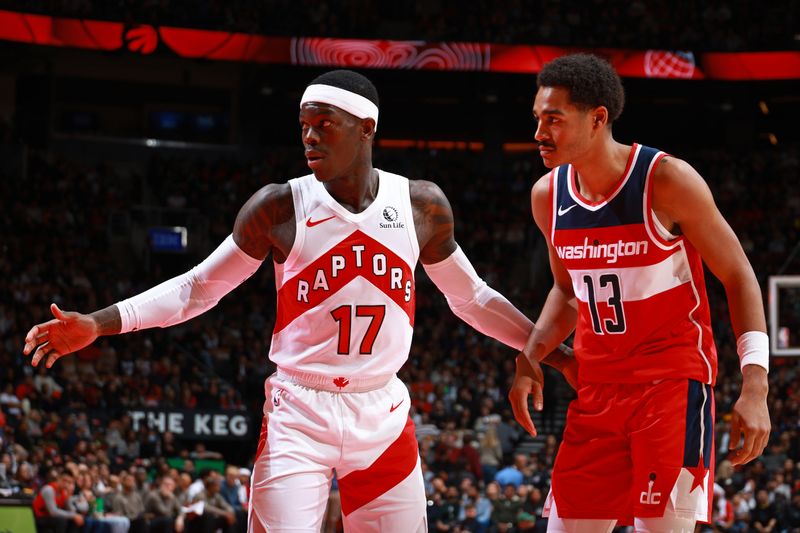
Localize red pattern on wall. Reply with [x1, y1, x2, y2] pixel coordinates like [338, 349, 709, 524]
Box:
[1, 9, 797, 80]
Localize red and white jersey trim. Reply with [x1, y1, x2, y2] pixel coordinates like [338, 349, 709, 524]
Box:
[568, 249, 693, 304]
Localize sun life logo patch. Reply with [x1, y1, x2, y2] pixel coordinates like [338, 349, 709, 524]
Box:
[380, 206, 404, 229]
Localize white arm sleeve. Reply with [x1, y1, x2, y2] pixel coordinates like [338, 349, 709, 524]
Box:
[423, 245, 533, 351]
[117, 235, 262, 333]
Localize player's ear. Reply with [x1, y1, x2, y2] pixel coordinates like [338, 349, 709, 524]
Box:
[591, 107, 609, 129]
[361, 118, 376, 139]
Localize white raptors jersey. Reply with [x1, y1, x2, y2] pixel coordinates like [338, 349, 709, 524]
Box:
[268, 170, 419, 385]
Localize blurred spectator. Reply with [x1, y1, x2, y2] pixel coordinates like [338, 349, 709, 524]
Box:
[144, 476, 185, 533]
[219, 466, 246, 531]
[191, 472, 235, 533]
[427, 490, 455, 532]
[111, 473, 146, 532]
[459, 482, 491, 531]
[490, 483, 522, 532]
[478, 422, 503, 483]
[457, 503, 482, 533]
[751, 488, 778, 531]
[32, 471, 85, 533]
[494, 454, 526, 488]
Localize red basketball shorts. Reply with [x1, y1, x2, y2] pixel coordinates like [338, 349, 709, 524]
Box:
[545, 378, 714, 525]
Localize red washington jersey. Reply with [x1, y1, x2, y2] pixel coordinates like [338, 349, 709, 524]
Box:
[269, 170, 418, 385]
[550, 144, 717, 385]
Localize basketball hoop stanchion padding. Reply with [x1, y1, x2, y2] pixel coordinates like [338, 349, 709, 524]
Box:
[768, 276, 800, 356]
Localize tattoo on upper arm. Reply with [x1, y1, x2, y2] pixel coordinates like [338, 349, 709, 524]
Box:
[421, 194, 454, 236]
[412, 181, 456, 262]
[235, 202, 271, 256]
[232, 184, 292, 260]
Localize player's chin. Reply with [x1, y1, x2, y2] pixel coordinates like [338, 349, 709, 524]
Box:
[309, 164, 333, 181]
[538, 150, 558, 168]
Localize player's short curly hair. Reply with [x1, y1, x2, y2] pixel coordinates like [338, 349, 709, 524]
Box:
[309, 70, 379, 108]
[537, 54, 625, 123]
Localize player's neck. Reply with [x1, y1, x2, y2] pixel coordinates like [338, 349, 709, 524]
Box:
[323, 164, 379, 214]
[571, 140, 632, 202]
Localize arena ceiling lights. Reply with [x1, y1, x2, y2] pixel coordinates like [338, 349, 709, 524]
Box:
[1, 9, 798, 80]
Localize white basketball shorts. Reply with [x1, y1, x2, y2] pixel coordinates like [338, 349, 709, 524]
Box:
[247, 371, 426, 532]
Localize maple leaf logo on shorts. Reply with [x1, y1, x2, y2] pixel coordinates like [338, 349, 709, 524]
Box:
[333, 377, 350, 389]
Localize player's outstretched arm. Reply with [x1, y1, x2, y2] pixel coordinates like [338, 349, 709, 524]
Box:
[652, 156, 770, 466]
[23, 183, 288, 369]
[412, 179, 541, 353]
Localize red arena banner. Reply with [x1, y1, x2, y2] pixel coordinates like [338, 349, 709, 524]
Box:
[0, 9, 798, 80]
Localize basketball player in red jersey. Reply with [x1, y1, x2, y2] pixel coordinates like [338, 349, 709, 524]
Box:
[23, 70, 572, 532]
[509, 54, 770, 532]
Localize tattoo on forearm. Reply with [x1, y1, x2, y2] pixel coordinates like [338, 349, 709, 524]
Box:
[91, 305, 122, 336]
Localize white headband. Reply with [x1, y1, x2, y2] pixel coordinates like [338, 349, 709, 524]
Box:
[300, 84, 379, 131]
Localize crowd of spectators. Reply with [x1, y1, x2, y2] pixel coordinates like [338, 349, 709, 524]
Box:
[0, 133, 798, 532]
[0, 0, 796, 51]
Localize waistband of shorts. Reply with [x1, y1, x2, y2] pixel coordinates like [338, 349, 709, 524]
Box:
[275, 368, 394, 393]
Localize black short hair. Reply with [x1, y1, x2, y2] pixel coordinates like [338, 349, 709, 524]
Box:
[537, 54, 625, 123]
[309, 70, 379, 108]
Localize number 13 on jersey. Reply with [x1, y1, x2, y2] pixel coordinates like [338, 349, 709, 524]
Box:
[583, 273, 626, 334]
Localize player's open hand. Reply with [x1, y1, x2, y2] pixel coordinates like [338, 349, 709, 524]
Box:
[23, 303, 98, 368]
[509, 353, 545, 437]
[728, 366, 770, 466]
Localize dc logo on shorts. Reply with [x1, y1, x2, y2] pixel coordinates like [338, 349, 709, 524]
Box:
[639, 472, 661, 505]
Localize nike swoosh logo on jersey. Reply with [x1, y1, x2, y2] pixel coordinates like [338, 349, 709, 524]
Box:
[306, 215, 336, 227]
[557, 204, 578, 216]
[389, 400, 404, 413]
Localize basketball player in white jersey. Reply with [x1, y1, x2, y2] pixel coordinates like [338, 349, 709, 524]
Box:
[23, 70, 575, 532]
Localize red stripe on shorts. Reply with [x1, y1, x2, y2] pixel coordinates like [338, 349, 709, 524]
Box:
[255, 415, 268, 461]
[338, 416, 418, 516]
[247, 415, 269, 533]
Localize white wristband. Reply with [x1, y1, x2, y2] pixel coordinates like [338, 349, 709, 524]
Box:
[736, 331, 769, 372]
